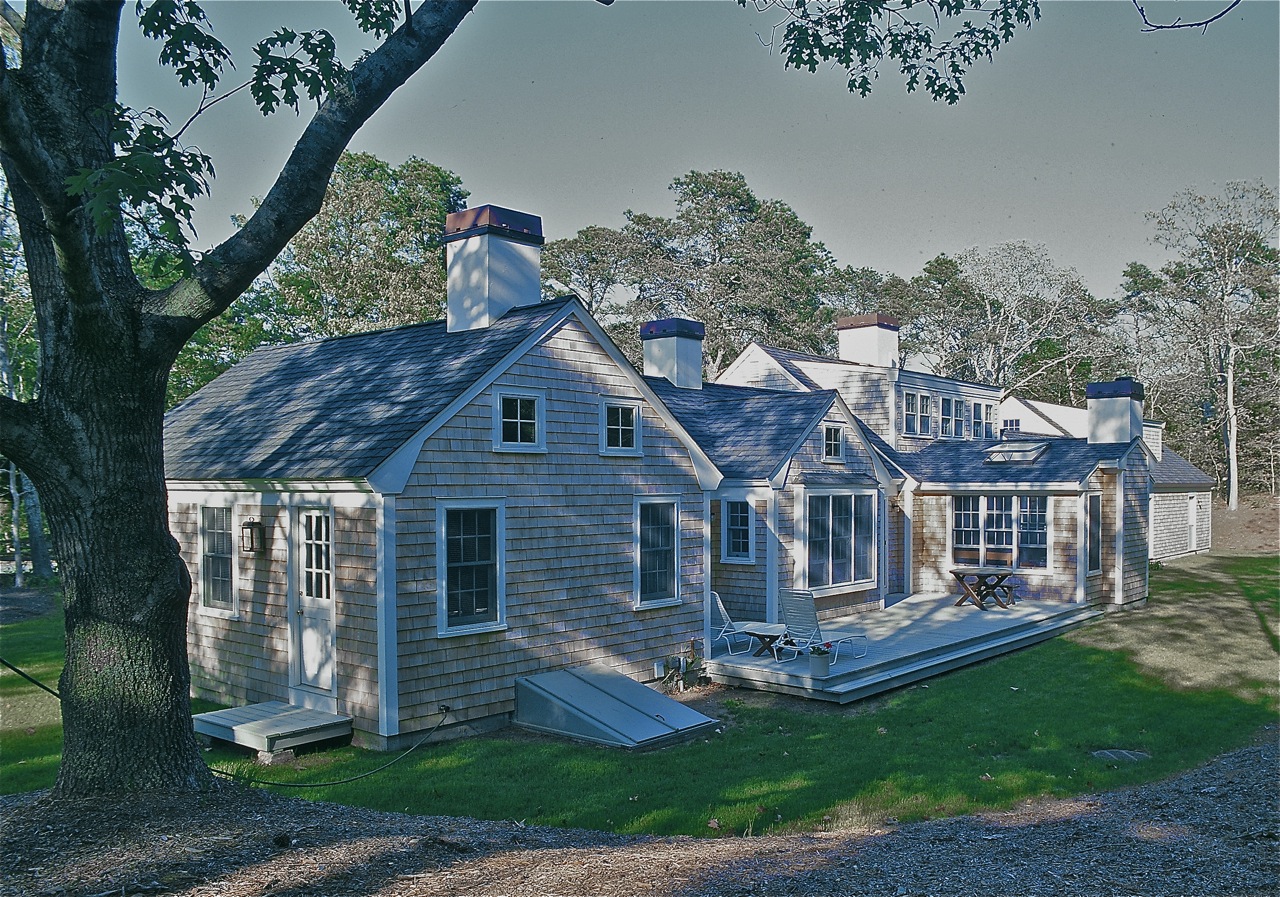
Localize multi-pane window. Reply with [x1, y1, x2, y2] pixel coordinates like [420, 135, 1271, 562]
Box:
[904, 392, 932, 436]
[722, 500, 753, 562]
[301, 510, 332, 602]
[953, 495, 1050, 569]
[1018, 496, 1048, 568]
[445, 508, 498, 627]
[500, 395, 538, 446]
[638, 502, 677, 604]
[1087, 493, 1103, 573]
[941, 398, 965, 438]
[807, 493, 875, 588]
[200, 506, 234, 611]
[604, 403, 637, 451]
[1002, 418, 1021, 435]
[973, 403, 996, 440]
[823, 426, 843, 460]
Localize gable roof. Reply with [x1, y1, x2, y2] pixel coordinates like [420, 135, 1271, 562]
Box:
[164, 298, 576, 481]
[644, 378, 843, 483]
[1152, 449, 1216, 490]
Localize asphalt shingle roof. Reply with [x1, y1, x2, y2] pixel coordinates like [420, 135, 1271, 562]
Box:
[859, 432, 1141, 487]
[1152, 449, 1216, 489]
[645, 377, 843, 482]
[164, 299, 573, 480]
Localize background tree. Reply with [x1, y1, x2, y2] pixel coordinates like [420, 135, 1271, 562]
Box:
[1123, 180, 1280, 509]
[541, 224, 633, 315]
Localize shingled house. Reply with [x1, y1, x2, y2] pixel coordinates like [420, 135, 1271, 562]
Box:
[717, 318, 1155, 608]
[999, 394, 1214, 561]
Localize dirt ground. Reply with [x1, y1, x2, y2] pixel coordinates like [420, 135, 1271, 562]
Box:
[1211, 493, 1279, 555]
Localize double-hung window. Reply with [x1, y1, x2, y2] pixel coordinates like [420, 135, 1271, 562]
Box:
[637, 500, 678, 605]
[941, 398, 965, 438]
[600, 400, 642, 455]
[823, 426, 844, 461]
[903, 392, 931, 436]
[807, 493, 875, 589]
[200, 506, 235, 613]
[953, 494, 1050, 569]
[494, 390, 544, 451]
[440, 503, 505, 633]
[722, 500, 754, 563]
[973, 403, 996, 440]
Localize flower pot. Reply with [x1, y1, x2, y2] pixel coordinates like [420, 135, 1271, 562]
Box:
[809, 653, 831, 678]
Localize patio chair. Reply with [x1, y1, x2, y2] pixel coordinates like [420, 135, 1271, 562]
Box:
[776, 589, 869, 663]
[710, 591, 760, 656]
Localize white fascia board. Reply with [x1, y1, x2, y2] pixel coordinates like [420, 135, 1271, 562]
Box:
[897, 368, 1002, 398]
[366, 301, 581, 495]
[566, 305, 724, 491]
[166, 478, 373, 495]
[916, 481, 1081, 493]
[717, 342, 812, 392]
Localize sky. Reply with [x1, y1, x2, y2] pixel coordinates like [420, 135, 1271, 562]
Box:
[118, 0, 1279, 300]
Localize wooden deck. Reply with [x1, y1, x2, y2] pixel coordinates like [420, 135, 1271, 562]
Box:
[706, 593, 1104, 703]
[193, 701, 353, 753]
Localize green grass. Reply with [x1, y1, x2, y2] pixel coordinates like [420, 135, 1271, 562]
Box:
[3, 555, 1277, 836]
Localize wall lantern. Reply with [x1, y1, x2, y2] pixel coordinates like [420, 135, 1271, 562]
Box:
[240, 518, 266, 554]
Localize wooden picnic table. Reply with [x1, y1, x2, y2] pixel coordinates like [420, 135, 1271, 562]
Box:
[950, 567, 1017, 610]
[739, 623, 788, 658]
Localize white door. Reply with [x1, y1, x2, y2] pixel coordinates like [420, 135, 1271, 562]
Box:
[293, 508, 335, 693]
[1187, 495, 1198, 553]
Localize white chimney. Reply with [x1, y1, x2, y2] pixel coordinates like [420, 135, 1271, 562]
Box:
[836, 314, 900, 368]
[641, 318, 704, 389]
[1086, 378, 1145, 444]
[444, 205, 543, 333]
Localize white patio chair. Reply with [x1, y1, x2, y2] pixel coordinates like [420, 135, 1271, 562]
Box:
[711, 591, 760, 656]
[776, 589, 869, 663]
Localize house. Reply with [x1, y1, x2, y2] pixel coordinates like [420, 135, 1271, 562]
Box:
[1000, 394, 1214, 560]
[717, 316, 1154, 608]
[167, 206, 734, 749]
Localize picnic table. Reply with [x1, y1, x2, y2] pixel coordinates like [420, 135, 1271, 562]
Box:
[739, 622, 788, 658]
[950, 567, 1017, 610]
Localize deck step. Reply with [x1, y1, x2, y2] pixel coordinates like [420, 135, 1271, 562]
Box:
[193, 701, 353, 753]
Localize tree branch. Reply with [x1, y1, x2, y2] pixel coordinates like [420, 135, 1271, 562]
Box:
[186, 0, 476, 328]
[1130, 0, 1242, 31]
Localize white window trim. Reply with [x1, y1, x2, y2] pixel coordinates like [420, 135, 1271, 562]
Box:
[598, 397, 643, 457]
[940, 397, 965, 439]
[197, 501, 240, 620]
[822, 425, 845, 463]
[720, 498, 756, 565]
[949, 493, 1056, 574]
[799, 487, 879, 596]
[903, 391, 921, 436]
[634, 495, 682, 610]
[436, 498, 508, 637]
[492, 388, 547, 453]
[973, 402, 996, 441]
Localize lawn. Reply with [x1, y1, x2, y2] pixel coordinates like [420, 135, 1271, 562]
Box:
[2, 555, 1276, 837]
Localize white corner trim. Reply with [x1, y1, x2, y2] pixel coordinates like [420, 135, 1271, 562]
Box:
[375, 493, 399, 738]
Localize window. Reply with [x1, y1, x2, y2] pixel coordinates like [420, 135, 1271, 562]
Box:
[601, 401, 640, 454]
[807, 493, 875, 589]
[443, 507, 501, 629]
[823, 426, 843, 461]
[300, 509, 332, 602]
[904, 392, 932, 436]
[200, 506, 234, 612]
[983, 441, 1049, 463]
[722, 500, 754, 563]
[638, 501, 678, 605]
[1002, 418, 1021, 434]
[918, 394, 932, 436]
[953, 494, 1051, 570]
[941, 397, 965, 438]
[973, 402, 996, 440]
[494, 390, 544, 451]
[1087, 493, 1102, 573]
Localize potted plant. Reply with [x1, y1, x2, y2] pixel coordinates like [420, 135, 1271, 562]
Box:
[808, 642, 833, 678]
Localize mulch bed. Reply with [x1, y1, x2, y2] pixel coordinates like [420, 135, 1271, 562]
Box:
[2, 731, 1276, 897]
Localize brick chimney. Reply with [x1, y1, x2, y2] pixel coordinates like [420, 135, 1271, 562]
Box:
[641, 318, 704, 389]
[1086, 377, 1145, 444]
[444, 205, 544, 333]
[836, 314, 900, 368]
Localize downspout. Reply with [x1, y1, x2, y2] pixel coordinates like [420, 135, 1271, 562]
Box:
[1113, 470, 1125, 606]
[767, 492, 780, 623]
[703, 492, 713, 651]
[1075, 492, 1086, 604]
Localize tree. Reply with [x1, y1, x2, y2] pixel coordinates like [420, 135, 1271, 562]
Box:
[1124, 180, 1280, 509]
[0, 0, 1057, 798]
[541, 225, 633, 315]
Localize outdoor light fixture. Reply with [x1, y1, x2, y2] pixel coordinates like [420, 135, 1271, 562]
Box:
[240, 518, 265, 554]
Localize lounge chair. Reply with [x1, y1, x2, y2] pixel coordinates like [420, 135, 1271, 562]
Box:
[711, 591, 762, 656]
[776, 589, 869, 663]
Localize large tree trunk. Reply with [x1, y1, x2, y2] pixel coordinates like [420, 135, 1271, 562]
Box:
[1224, 345, 1240, 510]
[7, 460, 22, 587]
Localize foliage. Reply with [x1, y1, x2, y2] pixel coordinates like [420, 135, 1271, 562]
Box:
[1123, 180, 1280, 505]
[746, 0, 1040, 103]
